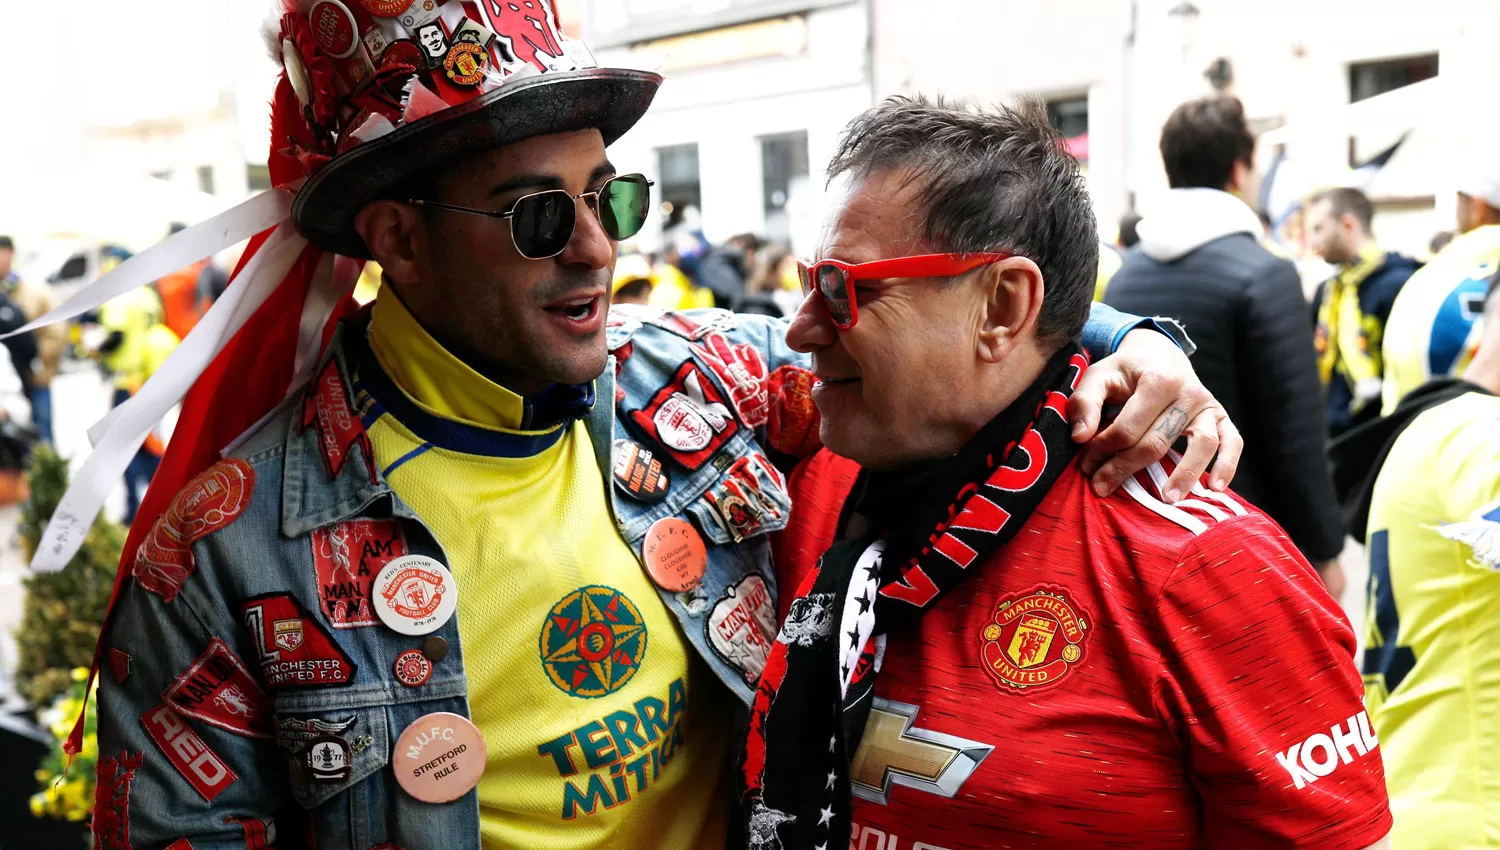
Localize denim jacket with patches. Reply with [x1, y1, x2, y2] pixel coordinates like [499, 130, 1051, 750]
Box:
[94, 303, 1168, 850]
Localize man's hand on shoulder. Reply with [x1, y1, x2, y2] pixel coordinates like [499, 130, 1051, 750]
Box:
[1068, 327, 1242, 502]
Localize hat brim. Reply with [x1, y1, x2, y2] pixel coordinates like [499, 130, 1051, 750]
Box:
[292, 67, 663, 258]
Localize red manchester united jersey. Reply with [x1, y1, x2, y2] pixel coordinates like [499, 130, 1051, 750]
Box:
[779, 454, 1392, 850]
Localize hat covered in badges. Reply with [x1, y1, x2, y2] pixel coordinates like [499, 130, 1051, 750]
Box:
[272, 0, 661, 256]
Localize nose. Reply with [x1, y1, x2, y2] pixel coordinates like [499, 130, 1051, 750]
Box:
[554, 195, 615, 271]
[785, 287, 838, 353]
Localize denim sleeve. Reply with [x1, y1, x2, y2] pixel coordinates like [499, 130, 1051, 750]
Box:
[1083, 302, 1197, 358]
[94, 545, 289, 848]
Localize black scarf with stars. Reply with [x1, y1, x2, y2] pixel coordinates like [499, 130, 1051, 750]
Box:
[737, 344, 1087, 850]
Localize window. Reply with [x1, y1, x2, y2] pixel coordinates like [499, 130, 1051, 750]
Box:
[1349, 54, 1437, 103]
[761, 131, 809, 243]
[247, 164, 272, 192]
[197, 165, 215, 195]
[1046, 96, 1089, 162]
[656, 144, 701, 231]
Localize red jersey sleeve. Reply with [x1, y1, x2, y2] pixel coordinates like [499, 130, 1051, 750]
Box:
[1151, 513, 1392, 849]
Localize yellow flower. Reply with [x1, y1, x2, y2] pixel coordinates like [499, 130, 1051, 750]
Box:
[80, 734, 99, 758]
[34, 768, 49, 782]
[28, 793, 44, 817]
[70, 667, 89, 682]
[65, 806, 86, 821]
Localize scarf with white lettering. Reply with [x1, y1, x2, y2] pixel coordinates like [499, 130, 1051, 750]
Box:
[738, 344, 1087, 850]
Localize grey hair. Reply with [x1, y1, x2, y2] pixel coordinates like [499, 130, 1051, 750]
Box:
[826, 95, 1098, 345]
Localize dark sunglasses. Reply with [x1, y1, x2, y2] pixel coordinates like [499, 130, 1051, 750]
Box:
[797, 252, 1012, 329]
[407, 173, 654, 260]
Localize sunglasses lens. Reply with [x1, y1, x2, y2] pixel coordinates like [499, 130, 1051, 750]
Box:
[816, 264, 853, 326]
[599, 175, 651, 241]
[796, 262, 813, 294]
[510, 191, 575, 258]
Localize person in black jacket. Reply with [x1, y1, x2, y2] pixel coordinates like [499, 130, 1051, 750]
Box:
[1106, 95, 1346, 596]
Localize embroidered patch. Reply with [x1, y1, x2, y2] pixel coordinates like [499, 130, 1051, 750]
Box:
[133, 459, 254, 603]
[708, 455, 788, 542]
[539, 586, 648, 698]
[92, 750, 144, 850]
[109, 647, 132, 684]
[301, 358, 377, 484]
[706, 575, 778, 684]
[311, 519, 408, 629]
[276, 715, 357, 754]
[164, 638, 274, 739]
[225, 816, 276, 850]
[243, 594, 357, 689]
[646, 310, 737, 341]
[765, 365, 821, 458]
[978, 585, 1090, 694]
[164, 840, 196, 850]
[691, 331, 769, 428]
[141, 703, 238, 802]
[629, 362, 741, 470]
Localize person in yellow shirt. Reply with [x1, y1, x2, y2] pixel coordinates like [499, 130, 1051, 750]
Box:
[96, 285, 179, 522]
[1381, 166, 1500, 413]
[1334, 271, 1500, 848]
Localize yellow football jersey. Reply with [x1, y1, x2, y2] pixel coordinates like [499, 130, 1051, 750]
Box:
[1365, 390, 1500, 848]
[1381, 225, 1500, 414]
[358, 293, 729, 849]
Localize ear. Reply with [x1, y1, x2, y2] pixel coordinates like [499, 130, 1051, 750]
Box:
[354, 201, 426, 286]
[975, 256, 1045, 365]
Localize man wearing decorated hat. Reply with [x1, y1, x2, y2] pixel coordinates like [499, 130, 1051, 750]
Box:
[44, 1, 1242, 847]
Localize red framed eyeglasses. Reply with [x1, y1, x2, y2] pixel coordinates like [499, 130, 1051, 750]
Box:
[796, 252, 1012, 329]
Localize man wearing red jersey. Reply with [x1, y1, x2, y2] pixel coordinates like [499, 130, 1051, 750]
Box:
[737, 96, 1391, 850]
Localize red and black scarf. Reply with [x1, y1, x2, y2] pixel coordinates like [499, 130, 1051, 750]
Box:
[739, 344, 1088, 849]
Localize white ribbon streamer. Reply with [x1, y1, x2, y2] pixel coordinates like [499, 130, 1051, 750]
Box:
[34, 223, 309, 572]
[0, 189, 293, 341]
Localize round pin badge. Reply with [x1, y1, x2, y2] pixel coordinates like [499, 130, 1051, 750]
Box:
[422, 635, 449, 663]
[394, 712, 486, 803]
[394, 649, 433, 687]
[308, 0, 361, 59]
[613, 440, 670, 503]
[373, 555, 458, 636]
[642, 518, 707, 592]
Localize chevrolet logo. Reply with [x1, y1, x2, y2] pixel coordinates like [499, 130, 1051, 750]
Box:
[850, 698, 994, 805]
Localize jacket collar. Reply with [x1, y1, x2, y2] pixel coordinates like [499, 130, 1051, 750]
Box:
[278, 322, 618, 538]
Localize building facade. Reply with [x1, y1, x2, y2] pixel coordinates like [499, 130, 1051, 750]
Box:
[585, 0, 873, 256]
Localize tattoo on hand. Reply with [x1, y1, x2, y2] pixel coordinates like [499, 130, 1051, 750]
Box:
[1155, 407, 1188, 443]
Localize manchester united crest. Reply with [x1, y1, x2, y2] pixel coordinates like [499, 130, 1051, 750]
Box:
[979, 585, 1090, 693]
[539, 586, 648, 698]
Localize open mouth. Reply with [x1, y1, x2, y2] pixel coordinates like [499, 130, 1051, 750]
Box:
[542, 292, 605, 332]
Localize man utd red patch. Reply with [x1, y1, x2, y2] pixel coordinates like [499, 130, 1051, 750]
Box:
[92, 750, 143, 850]
[164, 638, 274, 738]
[629, 362, 741, 470]
[690, 332, 769, 428]
[133, 459, 254, 603]
[141, 703, 238, 802]
[979, 585, 1090, 694]
[225, 816, 275, 850]
[109, 647, 132, 684]
[302, 358, 377, 484]
[311, 519, 408, 629]
[165, 840, 196, 850]
[242, 593, 357, 689]
[765, 365, 821, 458]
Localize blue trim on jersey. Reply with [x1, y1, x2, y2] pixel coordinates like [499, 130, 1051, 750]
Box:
[381, 442, 434, 478]
[353, 352, 570, 458]
[1427, 275, 1490, 377]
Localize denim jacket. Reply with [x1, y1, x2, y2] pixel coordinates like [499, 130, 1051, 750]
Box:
[94, 303, 1167, 850]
